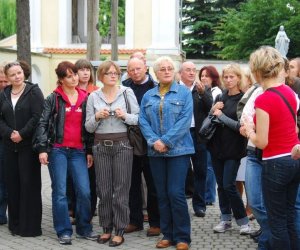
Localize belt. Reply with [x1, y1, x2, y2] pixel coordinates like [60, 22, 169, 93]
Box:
[98, 139, 127, 147]
[247, 145, 256, 152]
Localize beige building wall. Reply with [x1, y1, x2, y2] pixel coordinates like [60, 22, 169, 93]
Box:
[132, 0, 152, 48]
[40, 0, 60, 47]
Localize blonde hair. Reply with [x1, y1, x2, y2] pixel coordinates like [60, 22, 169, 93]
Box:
[222, 63, 245, 91]
[249, 46, 284, 81]
[152, 56, 176, 74]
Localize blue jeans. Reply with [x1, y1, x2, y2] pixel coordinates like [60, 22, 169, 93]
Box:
[245, 151, 271, 250]
[296, 187, 300, 243]
[48, 147, 92, 237]
[190, 130, 207, 212]
[262, 156, 300, 250]
[205, 151, 216, 203]
[0, 141, 7, 224]
[211, 158, 248, 225]
[149, 155, 191, 244]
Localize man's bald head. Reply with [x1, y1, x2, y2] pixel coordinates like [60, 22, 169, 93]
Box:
[127, 57, 147, 84]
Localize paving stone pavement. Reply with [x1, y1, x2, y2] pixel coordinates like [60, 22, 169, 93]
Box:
[0, 167, 259, 250]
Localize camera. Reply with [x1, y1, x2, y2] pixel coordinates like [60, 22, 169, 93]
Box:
[108, 110, 115, 116]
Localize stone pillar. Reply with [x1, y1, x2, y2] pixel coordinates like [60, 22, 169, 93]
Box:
[146, 0, 182, 61]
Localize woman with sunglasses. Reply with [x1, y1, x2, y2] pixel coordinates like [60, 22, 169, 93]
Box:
[0, 61, 44, 236]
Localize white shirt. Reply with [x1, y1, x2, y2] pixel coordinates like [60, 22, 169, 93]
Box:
[179, 80, 195, 128]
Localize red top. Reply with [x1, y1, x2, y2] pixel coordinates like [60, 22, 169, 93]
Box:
[54, 86, 88, 149]
[255, 84, 299, 159]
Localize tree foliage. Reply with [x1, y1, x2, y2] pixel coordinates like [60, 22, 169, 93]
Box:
[214, 0, 300, 59]
[181, 0, 245, 59]
[99, 0, 125, 37]
[0, 0, 16, 39]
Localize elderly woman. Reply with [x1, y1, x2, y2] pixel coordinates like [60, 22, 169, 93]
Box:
[35, 61, 97, 245]
[208, 64, 251, 235]
[245, 46, 300, 250]
[85, 61, 139, 247]
[139, 56, 194, 250]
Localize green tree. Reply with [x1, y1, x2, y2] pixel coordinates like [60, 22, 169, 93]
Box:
[214, 0, 300, 59]
[181, 0, 245, 59]
[99, 0, 125, 37]
[0, 0, 16, 39]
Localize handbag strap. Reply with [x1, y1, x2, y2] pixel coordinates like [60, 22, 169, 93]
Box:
[123, 89, 131, 114]
[266, 87, 296, 122]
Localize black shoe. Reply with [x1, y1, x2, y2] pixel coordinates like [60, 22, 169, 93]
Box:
[205, 202, 214, 206]
[250, 228, 262, 239]
[194, 209, 206, 217]
[97, 235, 111, 244]
[109, 236, 124, 247]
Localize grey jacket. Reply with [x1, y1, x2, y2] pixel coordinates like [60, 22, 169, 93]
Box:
[85, 86, 139, 134]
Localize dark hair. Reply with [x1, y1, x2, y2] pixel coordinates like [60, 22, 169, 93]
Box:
[19, 60, 31, 80]
[55, 61, 78, 85]
[199, 66, 221, 88]
[75, 58, 95, 84]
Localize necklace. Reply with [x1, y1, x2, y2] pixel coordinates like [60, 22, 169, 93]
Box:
[11, 83, 26, 95]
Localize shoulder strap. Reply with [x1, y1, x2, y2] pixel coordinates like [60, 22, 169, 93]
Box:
[123, 89, 131, 114]
[267, 88, 296, 122]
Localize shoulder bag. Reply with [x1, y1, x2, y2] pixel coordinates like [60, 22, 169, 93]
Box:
[123, 90, 147, 156]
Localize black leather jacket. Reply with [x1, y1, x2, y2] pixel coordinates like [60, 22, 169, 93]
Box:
[34, 92, 94, 154]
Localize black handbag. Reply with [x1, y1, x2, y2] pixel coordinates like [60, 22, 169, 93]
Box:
[123, 90, 147, 156]
[199, 114, 221, 140]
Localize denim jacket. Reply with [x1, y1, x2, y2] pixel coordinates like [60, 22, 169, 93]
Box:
[139, 81, 195, 157]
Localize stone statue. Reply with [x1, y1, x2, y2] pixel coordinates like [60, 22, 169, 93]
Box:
[275, 25, 290, 58]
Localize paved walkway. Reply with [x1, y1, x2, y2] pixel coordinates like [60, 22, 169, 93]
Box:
[0, 167, 259, 250]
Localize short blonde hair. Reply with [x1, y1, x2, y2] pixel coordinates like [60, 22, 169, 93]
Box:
[222, 63, 245, 91]
[152, 56, 176, 74]
[96, 60, 121, 82]
[249, 46, 284, 81]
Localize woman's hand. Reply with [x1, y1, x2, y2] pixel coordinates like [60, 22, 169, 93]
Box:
[87, 154, 93, 168]
[153, 140, 168, 153]
[291, 144, 300, 160]
[243, 116, 256, 138]
[211, 101, 224, 112]
[213, 109, 222, 117]
[95, 108, 110, 120]
[10, 130, 22, 143]
[114, 107, 127, 120]
[39, 152, 49, 165]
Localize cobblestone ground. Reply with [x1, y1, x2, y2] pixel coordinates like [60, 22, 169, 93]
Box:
[0, 167, 259, 250]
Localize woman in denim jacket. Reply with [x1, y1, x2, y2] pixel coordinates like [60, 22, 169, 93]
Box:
[139, 56, 194, 250]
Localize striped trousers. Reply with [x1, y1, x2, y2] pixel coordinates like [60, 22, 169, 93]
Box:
[93, 140, 133, 232]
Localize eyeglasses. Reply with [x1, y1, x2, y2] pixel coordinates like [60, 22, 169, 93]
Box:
[159, 67, 174, 73]
[104, 72, 120, 77]
[184, 68, 197, 73]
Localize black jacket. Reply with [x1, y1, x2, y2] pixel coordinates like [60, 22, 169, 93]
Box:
[192, 86, 213, 143]
[34, 92, 94, 154]
[0, 82, 44, 151]
[122, 73, 157, 105]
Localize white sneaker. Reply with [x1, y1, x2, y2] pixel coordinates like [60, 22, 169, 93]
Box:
[240, 224, 252, 235]
[213, 221, 232, 233]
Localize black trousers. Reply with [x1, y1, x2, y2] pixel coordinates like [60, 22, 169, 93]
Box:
[4, 146, 42, 236]
[128, 155, 160, 228]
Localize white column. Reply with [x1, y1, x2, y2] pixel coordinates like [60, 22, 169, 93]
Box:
[147, 0, 180, 55]
[58, 0, 72, 46]
[30, 0, 41, 51]
[125, 0, 134, 48]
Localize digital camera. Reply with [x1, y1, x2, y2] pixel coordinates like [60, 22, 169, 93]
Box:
[108, 110, 115, 116]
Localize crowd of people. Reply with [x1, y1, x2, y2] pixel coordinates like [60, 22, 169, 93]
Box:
[0, 48, 299, 250]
